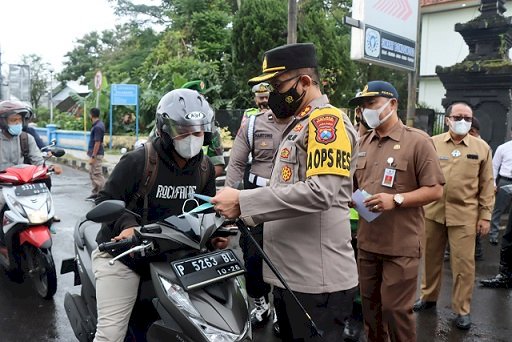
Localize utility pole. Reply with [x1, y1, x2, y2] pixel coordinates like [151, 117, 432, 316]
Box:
[406, 0, 422, 127]
[287, 0, 298, 44]
[49, 67, 54, 123]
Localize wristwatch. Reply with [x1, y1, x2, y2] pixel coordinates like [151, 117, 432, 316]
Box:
[393, 193, 404, 207]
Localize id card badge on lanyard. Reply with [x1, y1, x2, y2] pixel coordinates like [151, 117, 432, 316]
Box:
[382, 157, 396, 188]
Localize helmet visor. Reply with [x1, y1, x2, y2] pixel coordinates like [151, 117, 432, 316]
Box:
[162, 111, 213, 139]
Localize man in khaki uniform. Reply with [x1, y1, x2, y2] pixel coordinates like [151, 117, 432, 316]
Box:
[351, 81, 445, 342]
[413, 102, 494, 330]
[225, 87, 291, 331]
[212, 43, 358, 341]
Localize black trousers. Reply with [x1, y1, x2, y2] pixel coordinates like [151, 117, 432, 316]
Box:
[239, 224, 271, 299]
[273, 286, 357, 342]
[500, 206, 512, 275]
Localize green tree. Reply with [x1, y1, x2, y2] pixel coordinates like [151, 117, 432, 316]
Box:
[231, 0, 288, 108]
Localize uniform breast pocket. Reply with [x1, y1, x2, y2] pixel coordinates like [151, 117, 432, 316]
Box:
[355, 158, 367, 171]
[254, 138, 274, 161]
[462, 158, 480, 178]
[277, 142, 298, 184]
[392, 159, 409, 192]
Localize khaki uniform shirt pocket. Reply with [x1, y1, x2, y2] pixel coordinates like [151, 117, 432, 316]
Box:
[462, 158, 480, 178]
[392, 159, 409, 192]
[254, 138, 274, 162]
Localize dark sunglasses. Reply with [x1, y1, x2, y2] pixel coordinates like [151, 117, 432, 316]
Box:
[449, 116, 472, 122]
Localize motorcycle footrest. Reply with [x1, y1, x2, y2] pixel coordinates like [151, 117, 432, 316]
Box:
[64, 293, 96, 342]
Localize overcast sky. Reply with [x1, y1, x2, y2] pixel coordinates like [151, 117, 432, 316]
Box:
[0, 0, 121, 73]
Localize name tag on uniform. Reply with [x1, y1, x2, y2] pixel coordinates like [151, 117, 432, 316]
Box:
[382, 168, 396, 188]
[467, 154, 479, 160]
[439, 156, 449, 160]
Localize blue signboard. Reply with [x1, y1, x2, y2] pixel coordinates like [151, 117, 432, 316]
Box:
[109, 84, 140, 148]
[111, 84, 138, 105]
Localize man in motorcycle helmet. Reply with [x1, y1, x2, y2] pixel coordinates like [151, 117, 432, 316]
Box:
[92, 89, 229, 342]
[0, 100, 43, 171]
[0, 101, 46, 241]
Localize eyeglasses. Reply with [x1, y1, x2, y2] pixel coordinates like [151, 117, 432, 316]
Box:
[269, 75, 302, 92]
[449, 116, 472, 122]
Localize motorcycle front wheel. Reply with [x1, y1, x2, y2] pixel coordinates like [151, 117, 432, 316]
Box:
[23, 245, 57, 299]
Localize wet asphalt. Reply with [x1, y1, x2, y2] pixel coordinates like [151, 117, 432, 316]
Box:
[0, 164, 511, 341]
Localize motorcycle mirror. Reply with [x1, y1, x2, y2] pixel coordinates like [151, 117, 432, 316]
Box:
[86, 200, 127, 223]
[50, 148, 65, 157]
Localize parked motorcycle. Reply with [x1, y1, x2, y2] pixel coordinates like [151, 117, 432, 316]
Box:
[0, 142, 65, 299]
[61, 199, 251, 342]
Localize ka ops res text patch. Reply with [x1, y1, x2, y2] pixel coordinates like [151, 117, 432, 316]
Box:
[306, 107, 351, 178]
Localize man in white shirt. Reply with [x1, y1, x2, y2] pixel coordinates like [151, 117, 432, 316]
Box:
[489, 135, 512, 245]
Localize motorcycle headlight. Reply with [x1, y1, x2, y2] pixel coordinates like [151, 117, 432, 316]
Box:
[159, 276, 201, 319]
[190, 316, 249, 342]
[158, 276, 249, 342]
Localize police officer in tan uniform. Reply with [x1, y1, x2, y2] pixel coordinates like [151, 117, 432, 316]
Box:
[225, 83, 291, 332]
[350, 81, 445, 342]
[212, 43, 358, 341]
[413, 102, 494, 330]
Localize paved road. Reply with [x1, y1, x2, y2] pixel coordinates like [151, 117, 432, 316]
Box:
[0, 164, 511, 341]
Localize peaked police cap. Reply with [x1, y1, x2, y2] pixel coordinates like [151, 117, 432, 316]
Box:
[348, 81, 399, 106]
[248, 43, 318, 85]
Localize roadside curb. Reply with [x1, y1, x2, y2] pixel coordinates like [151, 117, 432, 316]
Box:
[53, 156, 116, 177]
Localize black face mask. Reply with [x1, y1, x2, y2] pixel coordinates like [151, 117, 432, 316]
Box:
[268, 78, 306, 119]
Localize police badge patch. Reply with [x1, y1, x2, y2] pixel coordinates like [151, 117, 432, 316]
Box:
[281, 165, 292, 181]
[312, 115, 339, 145]
[280, 148, 290, 159]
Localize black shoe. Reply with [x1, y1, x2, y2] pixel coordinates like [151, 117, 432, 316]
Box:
[489, 237, 499, 245]
[272, 321, 280, 338]
[85, 194, 98, 202]
[412, 299, 436, 312]
[480, 273, 512, 288]
[454, 314, 471, 330]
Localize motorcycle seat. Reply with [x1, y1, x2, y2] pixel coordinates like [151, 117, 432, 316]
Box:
[78, 221, 101, 255]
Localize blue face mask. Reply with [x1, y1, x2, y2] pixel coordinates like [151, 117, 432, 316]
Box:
[7, 124, 23, 136]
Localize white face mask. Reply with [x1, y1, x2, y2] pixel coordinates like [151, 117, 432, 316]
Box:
[449, 119, 472, 136]
[173, 135, 204, 159]
[362, 99, 394, 129]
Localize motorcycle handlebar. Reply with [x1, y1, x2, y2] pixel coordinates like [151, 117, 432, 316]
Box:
[98, 236, 138, 253]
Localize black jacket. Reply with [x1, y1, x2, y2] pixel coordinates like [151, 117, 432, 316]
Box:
[95, 137, 216, 246]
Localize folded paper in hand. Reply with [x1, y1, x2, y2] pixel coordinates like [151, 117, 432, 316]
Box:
[351, 189, 381, 222]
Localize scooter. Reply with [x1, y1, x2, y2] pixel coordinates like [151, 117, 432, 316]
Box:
[0, 142, 65, 299]
[61, 199, 252, 342]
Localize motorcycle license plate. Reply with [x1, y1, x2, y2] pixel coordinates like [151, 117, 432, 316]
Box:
[14, 183, 49, 196]
[171, 249, 245, 290]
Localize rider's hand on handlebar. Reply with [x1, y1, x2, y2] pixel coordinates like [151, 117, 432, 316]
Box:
[113, 227, 136, 241]
[49, 165, 63, 175]
[211, 237, 229, 250]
